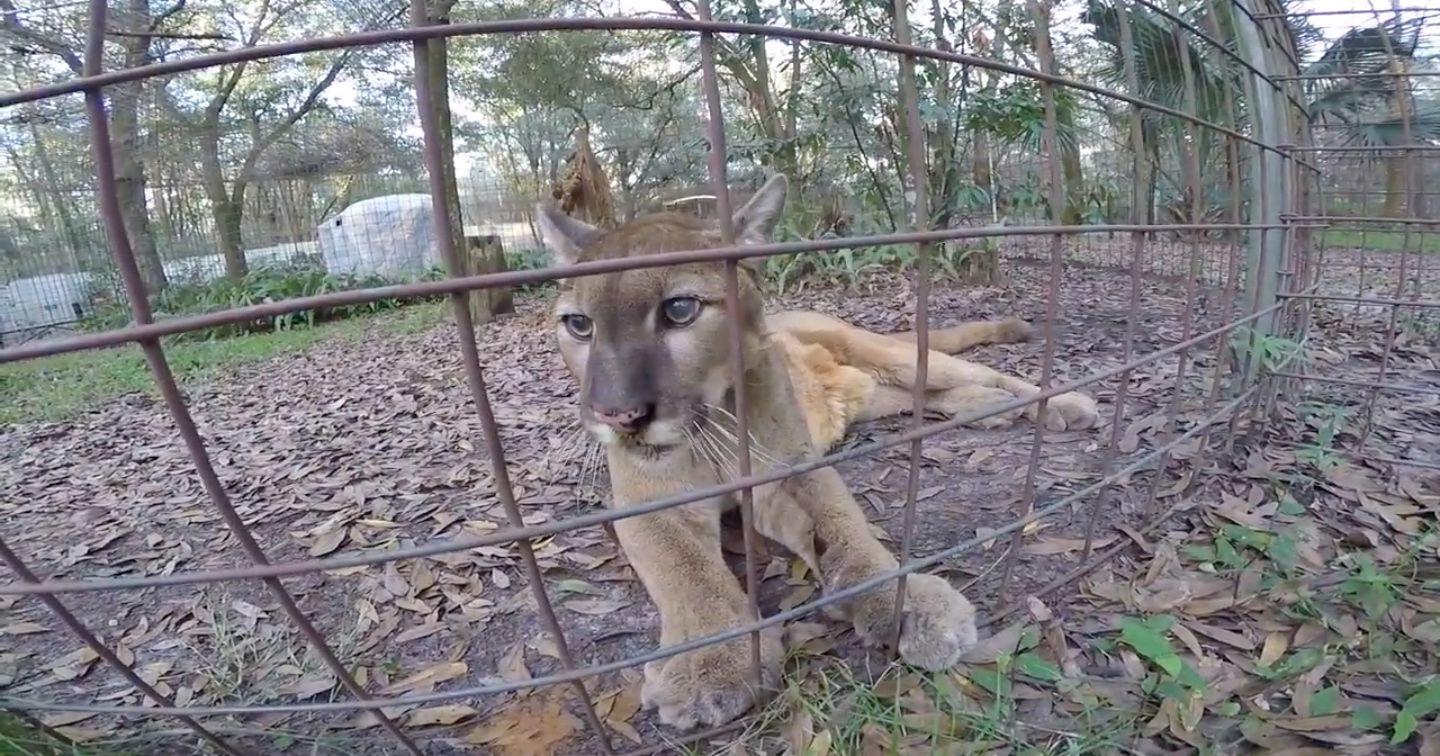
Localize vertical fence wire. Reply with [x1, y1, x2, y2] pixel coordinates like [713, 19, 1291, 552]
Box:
[998, 0, 1066, 602]
[886, 0, 934, 647]
[1081, 0, 1152, 559]
[1357, 14, 1421, 454]
[694, 0, 766, 690]
[0, 0, 1381, 748]
[1138, 0, 1209, 515]
[73, 0, 423, 752]
[406, 2, 615, 750]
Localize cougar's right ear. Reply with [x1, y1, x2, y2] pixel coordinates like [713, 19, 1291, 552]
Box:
[535, 204, 600, 266]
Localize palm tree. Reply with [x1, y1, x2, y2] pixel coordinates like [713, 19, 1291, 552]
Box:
[1302, 18, 1438, 217]
[1082, 0, 1234, 227]
[966, 80, 1087, 223]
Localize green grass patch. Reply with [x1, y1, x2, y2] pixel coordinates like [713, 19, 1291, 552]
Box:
[0, 713, 108, 756]
[1318, 229, 1440, 252]
[0, 307, 432, 425]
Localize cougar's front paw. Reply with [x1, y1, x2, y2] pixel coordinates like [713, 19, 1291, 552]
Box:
[847, 573, 978, 671]
[641, 627, 783, 729]
[1036, 391, 1100, 431]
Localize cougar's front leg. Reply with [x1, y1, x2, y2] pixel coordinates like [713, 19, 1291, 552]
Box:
[763, 470, 978, 670]
[610, 496, 783, 729]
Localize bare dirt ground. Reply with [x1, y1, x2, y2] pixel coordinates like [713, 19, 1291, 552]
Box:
[2, 238, 1437, 755]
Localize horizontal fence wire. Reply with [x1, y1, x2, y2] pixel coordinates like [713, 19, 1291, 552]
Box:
[0, 223, 1290, 364]
[8, 0, 1433, 749]
[0, 380, 1269, 718]
[0, 286, 1304, 599]
[0, 16, 1312, 168]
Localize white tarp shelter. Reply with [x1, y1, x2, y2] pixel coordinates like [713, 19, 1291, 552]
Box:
[0, 272, 94, 330]
[317, 194, 442, 278]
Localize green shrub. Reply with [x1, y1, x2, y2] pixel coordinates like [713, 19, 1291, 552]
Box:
[80, 261, 448, 340]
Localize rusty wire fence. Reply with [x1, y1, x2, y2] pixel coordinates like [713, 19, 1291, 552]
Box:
[1, 0, 1437, 752]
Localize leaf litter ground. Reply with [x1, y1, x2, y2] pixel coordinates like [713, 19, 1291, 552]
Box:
[1, 239, 1437, 755]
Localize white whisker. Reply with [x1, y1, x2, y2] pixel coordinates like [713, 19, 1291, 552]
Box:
[696, 403, 786, 468]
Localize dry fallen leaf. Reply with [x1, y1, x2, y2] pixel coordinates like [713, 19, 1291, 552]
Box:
[308, 527, 348, 557]
[1260, 630, 1291, 667]
[1023, 535, 1115, 556]
[381, 661, 468, 695]
[499, 643, 532, 694]
[40, 712, 97, 728]
[564, 599, 627, 615]
[465, 689, 581, 755]
[406, 703, 478, 727]
[276, 675, 337, 699]
[394, 622, 444, 644]
[1, 622, 46, 636]
[805, 729, 834, 756]
[383, 565, 411, 598]
[959, 621, 1028, 664]
[780, 585, 816, 611]
[604, 683, 643, 744]
[786, 621, 830, 652]
[54, 726, 110, 744]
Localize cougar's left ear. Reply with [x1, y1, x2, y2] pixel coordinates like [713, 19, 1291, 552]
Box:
[725, 174, 786, 285]
[732, 173, 788, 244]
[535, 203, 601, 266]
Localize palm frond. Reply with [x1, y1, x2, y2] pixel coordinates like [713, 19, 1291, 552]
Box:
[1340, 100, 1440, 147]
[1304, 18, 1422, 77]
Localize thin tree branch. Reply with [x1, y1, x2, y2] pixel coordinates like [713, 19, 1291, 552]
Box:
[0, 0, 82, 73]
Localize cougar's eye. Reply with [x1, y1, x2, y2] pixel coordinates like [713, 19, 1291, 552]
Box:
[661, 297, 702, 326]
[561, 314, 593, 340]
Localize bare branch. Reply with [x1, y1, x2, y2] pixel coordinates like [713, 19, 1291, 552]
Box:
[107, 28, 232, 41]
[0, 0, 82, 73]
[236, 48, 356, 187]
[151, 0, 187, 29]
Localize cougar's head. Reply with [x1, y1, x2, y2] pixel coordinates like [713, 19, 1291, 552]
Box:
[537, 174, 787, 454]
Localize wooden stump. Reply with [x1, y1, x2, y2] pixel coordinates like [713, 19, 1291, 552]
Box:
[951, 241, 1007, 287]
[464, 234, 514, 322]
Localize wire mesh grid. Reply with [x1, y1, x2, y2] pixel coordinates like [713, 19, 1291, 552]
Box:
[0, 0, 1435, 752]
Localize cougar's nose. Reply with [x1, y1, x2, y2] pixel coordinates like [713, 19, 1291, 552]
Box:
[592, 404, 654, 433]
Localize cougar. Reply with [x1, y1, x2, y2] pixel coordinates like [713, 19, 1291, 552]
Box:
[536, 174, 1098, 730]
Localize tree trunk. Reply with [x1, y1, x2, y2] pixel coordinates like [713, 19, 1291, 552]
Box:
[1383, 156, 1405, 218]
[465, 235, 512, 320]
[1144, 142, 1160, 224]
[25, 122, 86, 259]
[1061, 146, 1084, 224]
[971, 129, 993, 198]
[928, 0, 959, 229]
[199, 121, 247, 278]
[213, 197, 246, 277]
[110, 0, 167, 295]
[428, 0, 511, 319]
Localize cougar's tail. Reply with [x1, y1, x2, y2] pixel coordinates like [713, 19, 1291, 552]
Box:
[890, 317, 1035, 355]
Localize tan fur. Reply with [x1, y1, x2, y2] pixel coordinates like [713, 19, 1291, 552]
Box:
[536, 175, 1099, 731]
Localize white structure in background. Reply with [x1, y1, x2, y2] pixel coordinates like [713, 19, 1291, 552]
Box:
[317, 193, 441, 278]
[0, 271, 94, 332]
[162, 241, 320, 286]
[0, 241, 325, 338]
